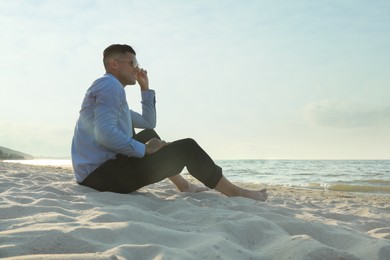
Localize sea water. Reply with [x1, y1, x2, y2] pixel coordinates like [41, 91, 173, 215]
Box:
[214, 160, 390, 194]
[4, 159, 390, 195]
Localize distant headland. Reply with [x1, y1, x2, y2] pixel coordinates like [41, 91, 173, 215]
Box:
[0, 146, 34, 160]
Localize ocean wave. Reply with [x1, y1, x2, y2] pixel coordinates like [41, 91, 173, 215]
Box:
[364, 179, 390, 185]
[306, 183, 390, 194]
[328, 184, 390, 193]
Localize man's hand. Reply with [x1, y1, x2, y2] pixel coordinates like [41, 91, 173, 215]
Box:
[145, 138, 169, 155]
[136, 68, 149, 90]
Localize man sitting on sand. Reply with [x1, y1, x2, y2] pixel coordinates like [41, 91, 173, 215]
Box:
[71, 44, 267, 201]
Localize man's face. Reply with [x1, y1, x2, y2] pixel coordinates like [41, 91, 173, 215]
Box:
[114, 52, 139, 86]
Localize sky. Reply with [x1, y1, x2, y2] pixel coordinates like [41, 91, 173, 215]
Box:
[1, 0, 389, 159]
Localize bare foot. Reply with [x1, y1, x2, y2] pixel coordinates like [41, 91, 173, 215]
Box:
[169, 175, 208, 193]
[214, 176, 268, 201]
[179, 182, 209, 193]
[241, 188, 268, 201]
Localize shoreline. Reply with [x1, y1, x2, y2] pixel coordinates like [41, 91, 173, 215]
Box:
[4, 159, 390, 196]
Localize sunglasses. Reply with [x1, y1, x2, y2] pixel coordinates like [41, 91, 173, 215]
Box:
[115, 58, 139, 69]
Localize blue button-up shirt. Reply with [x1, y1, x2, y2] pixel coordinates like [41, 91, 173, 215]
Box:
[71, 73, 156, 183]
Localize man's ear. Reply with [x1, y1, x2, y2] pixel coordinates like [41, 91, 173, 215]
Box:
[108, 58, 118, 70]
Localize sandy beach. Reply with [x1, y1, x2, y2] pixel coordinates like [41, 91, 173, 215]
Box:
[0, 162, 389, 260]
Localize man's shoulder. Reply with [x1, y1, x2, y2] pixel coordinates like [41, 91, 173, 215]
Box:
[90, 74, 123, 94]
[93, 74, 120, 86]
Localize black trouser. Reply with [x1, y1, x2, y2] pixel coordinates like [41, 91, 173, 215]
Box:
[80, 130, 223, 193]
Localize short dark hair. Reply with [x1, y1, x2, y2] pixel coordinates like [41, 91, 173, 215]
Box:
[103, 44, 136, 69]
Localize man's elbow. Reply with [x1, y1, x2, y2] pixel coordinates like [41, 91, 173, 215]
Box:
[145, 121, 156, 129]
